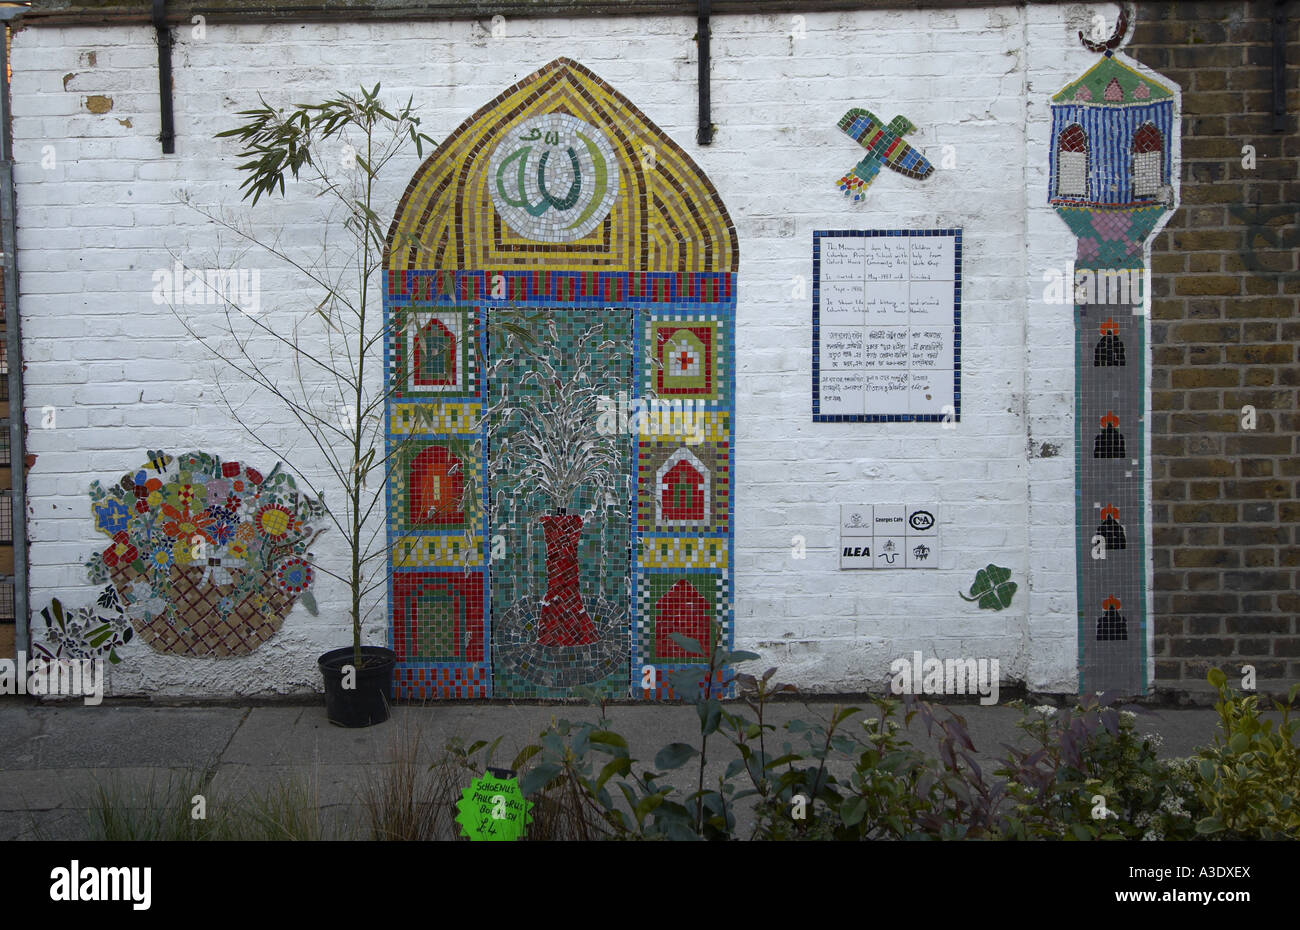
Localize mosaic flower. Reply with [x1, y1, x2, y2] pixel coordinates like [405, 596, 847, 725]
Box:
[225, 494, 242, 513]
[235, 522, 256, 544]
[149, 541, 175, 571]
[164, 480, 207, 514]
[255, 504, 294, 541]
[204, 506, 239, 545]
[274, 558, 313, 594]
[216, 596, 234, 616]
[227, 540, 250, 561]
[92, 498, 131, 536]
[245, 467, 264, 486]
[160, 504, 214, 543]
[102, 531, 139, 569]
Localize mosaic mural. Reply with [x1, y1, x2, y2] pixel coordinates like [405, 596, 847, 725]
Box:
[383, 58, 738, 700]
[836, 108, 934, 202]
[1048, 10, 1178, 693]
[83, 451, 325, 658]
[34, 592, 134, 665]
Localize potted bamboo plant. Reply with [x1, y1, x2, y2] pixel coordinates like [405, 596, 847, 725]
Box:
[176, 85, 436, 726]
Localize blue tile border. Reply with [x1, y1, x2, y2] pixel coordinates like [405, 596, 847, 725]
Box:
[811, 229, 963, 424]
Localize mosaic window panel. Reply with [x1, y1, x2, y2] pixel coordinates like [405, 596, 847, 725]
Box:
[641, 571, 721, 662]
[1131, 124, 1163, 200]
[394, 307, 476, 396]
[390, 438, 479, 536]
[1050, 39, 1179, 694]
[383, 58, 737, 700]
[1056, 124, 1089, 199]
[637, 431, 729, 535]
[393, 570, 485, 662]
[812, 229, 962, 423]
[636, 568, 731, 700]
[648, 319, 723, 400]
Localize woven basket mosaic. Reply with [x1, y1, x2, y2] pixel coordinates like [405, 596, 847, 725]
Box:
[86, 451, 326, 658]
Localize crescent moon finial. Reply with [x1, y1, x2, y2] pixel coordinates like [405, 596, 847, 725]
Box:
[1079, 3, 1132, 54]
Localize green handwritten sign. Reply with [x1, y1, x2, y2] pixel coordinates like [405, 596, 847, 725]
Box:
[455, 772, 533, 841]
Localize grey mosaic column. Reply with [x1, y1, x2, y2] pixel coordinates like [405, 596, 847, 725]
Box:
[1048, 21, 1179, 694]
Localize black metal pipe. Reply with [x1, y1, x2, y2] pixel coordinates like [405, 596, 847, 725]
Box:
[696, 0, 711, 145]
[153, 0, 175, 153]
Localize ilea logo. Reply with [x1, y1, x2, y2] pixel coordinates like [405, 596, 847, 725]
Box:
[49, 861, 151, 910]
[0, 653, 103, 705]
[889, 651, 1000, 706]
[151, 260, 261, 314]
[596, 392, 704, 445]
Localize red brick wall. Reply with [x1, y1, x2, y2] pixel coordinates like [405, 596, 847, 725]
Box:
[1129, 0, 1299, 689]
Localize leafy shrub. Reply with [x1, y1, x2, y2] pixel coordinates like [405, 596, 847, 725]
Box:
[995, 693, 1196, 840]
[509, 664, 1298, 841]
[1186, 669, 1300, 839]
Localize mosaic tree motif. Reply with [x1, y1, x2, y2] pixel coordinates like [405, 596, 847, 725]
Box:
[383, 58, 738, 700]
[487, 318, 632, 692]
[1049, 7, 1179, 693]
[83, 451, 325, 658]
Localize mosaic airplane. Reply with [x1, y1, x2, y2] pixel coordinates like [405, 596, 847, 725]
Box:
[836, 108, 934, 202]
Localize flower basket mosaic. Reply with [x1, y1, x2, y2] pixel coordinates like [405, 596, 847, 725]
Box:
[84, 451, 326, 658]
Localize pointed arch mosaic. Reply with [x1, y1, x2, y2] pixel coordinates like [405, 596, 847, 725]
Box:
[383, 58, 737, 700]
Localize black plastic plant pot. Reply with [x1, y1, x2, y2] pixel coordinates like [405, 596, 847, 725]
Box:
[317, 645, 397, 728]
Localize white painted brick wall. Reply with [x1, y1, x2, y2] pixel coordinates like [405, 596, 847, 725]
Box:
[9, 3, 1125, 698]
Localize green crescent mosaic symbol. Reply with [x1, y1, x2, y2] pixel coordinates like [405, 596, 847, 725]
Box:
[488, 113, 619, 242]
[565, 132, 608, 230]
[536, 148, 583, 211]
[455, 771, 533, 841]
[496, 146, 547, 215]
